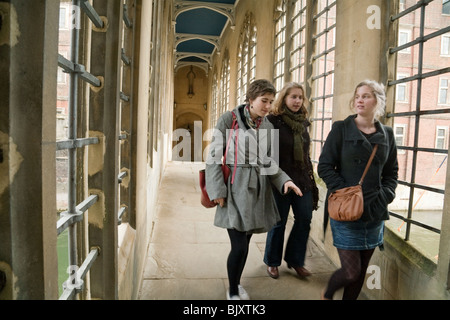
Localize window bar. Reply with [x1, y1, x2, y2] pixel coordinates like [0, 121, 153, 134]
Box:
[66, 0, 82, 293]
[398, 180, 444, 195]
[313, 0, 335, 155]
[59, 247, 100, 300]
[389, 211, 441, 234]
[57, 194, 98, 236]
[388, 67, 450, 85]
[396, 145, 449, 155]
[118, 207, 127, 225]
[390, 0, 433, 22]
[120, 92, 130, 102]
[56, 137, 99, 151]
[404, 3, 426, 242]
[118, 171, 128, 184]
[389, 26, 450, 54]
[80, 0, 104, 29]
[123, 3, 133, 28]
[121, 48, 131, 66]
[58, 0, 103, 299]
[58, 54, 101, 87]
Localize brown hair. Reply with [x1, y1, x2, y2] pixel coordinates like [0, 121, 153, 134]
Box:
[245, 79, 277, 103]
[271, 82, 308, 117]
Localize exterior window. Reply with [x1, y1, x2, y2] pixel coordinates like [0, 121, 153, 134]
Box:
[396, 74, 408, 102]
[436, 126, 448, 150]
[290, 0, 307, 85]
[387, 0, 450, 262]
[394, 124, 407, 154]
[59, 7, 67, 29]
[310, 0, 336, 166]
[443, 0, 450, 14]
[220, 55, 230, 117]
[399, 30, 411, 53]
[441, 34, 450, 56]
[210, 74, 218, 129]
[273, 0, 287, 91]
[439, 78, 449, 105]
[236, 14, 257, 106]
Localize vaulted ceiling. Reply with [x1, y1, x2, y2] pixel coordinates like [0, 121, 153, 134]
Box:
[173, 0, 237, 74]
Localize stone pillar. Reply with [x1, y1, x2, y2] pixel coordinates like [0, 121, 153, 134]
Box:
[0, 0, 59, 299]
[333, 0, 390, 121]
[88, 0, 123, 300]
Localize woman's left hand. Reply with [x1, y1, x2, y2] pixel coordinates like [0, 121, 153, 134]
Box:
[283, 181, 303, 196]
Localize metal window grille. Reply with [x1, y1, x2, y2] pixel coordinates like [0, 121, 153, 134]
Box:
[210, 74, 218, 129]
[310, 0, 336, 165]
[56, 0, 102, 300]
[387, 0, 450, 257]
[236, 14, 257, 106]
[118, 0, 135, 228]
[56, 0, 134, 300]
[290, 0, 307, 86]
[274, 0, 287, 91]
[220, 54, 231, 116]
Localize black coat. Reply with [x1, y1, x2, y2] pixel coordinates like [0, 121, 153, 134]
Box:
[267, 114, 319, 210]
[317, 115, 398, 222]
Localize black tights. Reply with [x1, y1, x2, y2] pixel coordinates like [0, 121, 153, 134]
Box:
[324, 248, 375, 300]
[227, 229, 252, 296]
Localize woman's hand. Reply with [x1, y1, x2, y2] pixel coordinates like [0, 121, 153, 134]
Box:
[214, 198, 226, 207]
[283, 181, 303, 197]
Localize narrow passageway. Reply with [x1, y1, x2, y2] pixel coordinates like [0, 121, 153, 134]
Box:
[138, 162, 339, 300]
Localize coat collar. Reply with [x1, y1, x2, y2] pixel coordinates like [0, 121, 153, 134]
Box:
[234, 104, 273, 131]
[343, 114, 388, 151]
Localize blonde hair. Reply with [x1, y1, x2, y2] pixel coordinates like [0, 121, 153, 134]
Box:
[271, 82, 309, 117]
[350, 80, 386, 120]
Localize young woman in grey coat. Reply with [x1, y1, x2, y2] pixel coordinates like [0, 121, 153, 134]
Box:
[205, 79, 301, 300]
[318, 80, 398, 300]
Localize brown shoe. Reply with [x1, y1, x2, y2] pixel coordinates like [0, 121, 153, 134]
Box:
[288, 264, 312, 277]
[267, 266, 279, 279]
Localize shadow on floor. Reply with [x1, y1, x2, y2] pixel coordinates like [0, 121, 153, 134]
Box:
[138, 161, 341, 300]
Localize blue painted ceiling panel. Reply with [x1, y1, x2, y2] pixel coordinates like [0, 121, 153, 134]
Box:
[177, 39, 215, 54]
[176, 9, 227, 37]
[175, 0, 236, 64]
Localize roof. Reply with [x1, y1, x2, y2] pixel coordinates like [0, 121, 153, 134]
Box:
[173, 0, 237, 73]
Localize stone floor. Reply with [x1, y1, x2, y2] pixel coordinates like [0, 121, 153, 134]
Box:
[138, 161, 341, 300]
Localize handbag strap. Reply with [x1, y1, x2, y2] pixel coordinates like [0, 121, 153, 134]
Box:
[358, 144, 378, 185]
[223, 112, 238, 184]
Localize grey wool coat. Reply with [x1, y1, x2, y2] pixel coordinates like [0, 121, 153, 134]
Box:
[317, 115, 399, 222]
[205, 105, 292, 233]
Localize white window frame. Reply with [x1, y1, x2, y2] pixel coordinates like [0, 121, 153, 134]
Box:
[394, 124, 407, 154]
[436, 126, 448, 150]
[438, 77, 449, 105]
[399, 29, 411, 54]
[441, 34, 450, 56]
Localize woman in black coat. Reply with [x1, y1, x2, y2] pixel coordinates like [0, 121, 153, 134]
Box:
[317, 80, 398, 300]
[264, 82, 319, 279]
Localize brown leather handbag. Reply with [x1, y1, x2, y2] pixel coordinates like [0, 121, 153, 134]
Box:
[199, 112, 237, 208]
[327, 145, 378, 221]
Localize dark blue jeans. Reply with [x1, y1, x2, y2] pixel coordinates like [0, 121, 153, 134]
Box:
[264, 190, 313, 267]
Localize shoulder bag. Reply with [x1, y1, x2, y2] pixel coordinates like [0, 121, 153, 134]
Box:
[327, 144, 378, 221]
[199, 112, 238, 208]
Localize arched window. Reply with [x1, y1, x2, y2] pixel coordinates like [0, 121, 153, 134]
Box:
[220, 51, 231, 117]
[273, 0, 287, 91]
[210, 72, 218, 129]
[236, 13, 257, 106]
